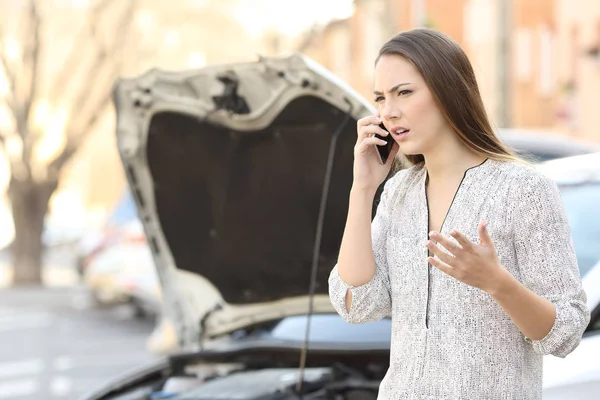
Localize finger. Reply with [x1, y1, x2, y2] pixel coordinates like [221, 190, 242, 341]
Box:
[428, 231, 462, 255]
[477, 219, 494, 247]
[363, 123, 389, 136]
[425, 240, 457, 266]
[429, 232, 462, 256]
[357, 115, 383, 130]
[355, 136, 389, 153]
[428, 256, 457, 278]
[449, 230, 475, 251]
[359, 120, 388, 134]
[358, 124, 388, 142]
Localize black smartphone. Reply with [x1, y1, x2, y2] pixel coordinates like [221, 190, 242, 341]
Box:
[375, 123, 394, 165]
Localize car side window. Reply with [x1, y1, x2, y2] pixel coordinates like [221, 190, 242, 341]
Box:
[586, 307, 600, 334]
[592, 315, 599, 331]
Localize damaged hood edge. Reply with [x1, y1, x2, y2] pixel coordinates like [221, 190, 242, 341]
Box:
[112, 53, 382, 349]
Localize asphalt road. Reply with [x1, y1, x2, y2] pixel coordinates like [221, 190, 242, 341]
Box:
[0, 286, 159, 400]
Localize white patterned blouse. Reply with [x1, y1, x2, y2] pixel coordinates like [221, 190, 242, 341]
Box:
[328, 158, 590, 399]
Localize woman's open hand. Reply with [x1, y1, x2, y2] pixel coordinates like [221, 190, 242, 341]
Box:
[425, 220, 508, 293]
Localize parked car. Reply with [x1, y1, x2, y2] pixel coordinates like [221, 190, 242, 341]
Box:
[80, 53, 600, 400]
[78, 191, 161, 316]
[76, 190, 140, 278]
[83, 219, 159, 310]
[537, 152, 600, 399]
[497, 128, 600, 163]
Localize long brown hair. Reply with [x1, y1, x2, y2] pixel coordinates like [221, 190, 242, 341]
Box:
[376, 28, 521, 166]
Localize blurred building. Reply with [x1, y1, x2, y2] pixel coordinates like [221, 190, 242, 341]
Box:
[554, 0, 600, 140]
[2, 0, 599, 241]
[301, 0, 600, 143]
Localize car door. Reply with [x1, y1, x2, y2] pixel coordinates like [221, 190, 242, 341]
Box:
[542, 262, 600, 399]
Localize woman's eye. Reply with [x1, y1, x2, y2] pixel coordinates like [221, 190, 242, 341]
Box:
[374, 96, 384, 103]
[398, 90, 412, 96]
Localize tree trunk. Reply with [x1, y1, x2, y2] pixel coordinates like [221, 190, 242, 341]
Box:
[8, 179, 58, 285]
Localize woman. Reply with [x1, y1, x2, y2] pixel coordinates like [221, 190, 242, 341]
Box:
[328, 28, 589, 399]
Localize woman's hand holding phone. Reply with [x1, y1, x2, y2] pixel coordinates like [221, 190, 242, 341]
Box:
[353, 114, 399, 192]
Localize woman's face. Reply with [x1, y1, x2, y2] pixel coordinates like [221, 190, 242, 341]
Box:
[373, 54, 452, 157]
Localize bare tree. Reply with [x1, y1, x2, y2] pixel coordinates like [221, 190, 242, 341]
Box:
[0, 0, 138, 285]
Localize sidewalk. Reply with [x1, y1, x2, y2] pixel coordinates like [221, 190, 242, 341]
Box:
[0, 263, 79, 288]
[0, 285, 88, 309]
[0, 264, 79, 288]
[0, 247, 80, 288]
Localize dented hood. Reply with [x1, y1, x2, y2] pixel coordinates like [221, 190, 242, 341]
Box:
[111, 53, 387, 349]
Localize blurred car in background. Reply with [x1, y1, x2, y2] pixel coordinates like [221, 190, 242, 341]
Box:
[498, 128, 600, 163]
[76, 190, 139, 277]
[82, 219, 158, 310]
[42, 215, 90, 248]
[77, 191, 161, 319]
[80, 53, 600, 400]
[538, 152, 600, 399]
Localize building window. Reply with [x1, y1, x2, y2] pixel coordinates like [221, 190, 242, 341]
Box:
[331, 27, 352, 82]
[464, 0, 495, 46]
[362, 0, 387, 79]
[538, 25, 554, 97]
[514, 28, 532, 82]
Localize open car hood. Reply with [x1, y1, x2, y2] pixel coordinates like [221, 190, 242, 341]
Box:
[112, 53, 390, 349]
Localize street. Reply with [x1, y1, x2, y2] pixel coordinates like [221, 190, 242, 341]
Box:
[0, 286, 159, 400]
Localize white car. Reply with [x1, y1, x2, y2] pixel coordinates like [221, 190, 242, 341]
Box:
[538, 152, 600, 398]
[83, 219, 159, 311]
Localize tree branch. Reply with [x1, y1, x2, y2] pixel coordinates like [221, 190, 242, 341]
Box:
[46, 0, 120, 104]
[48, 0, 137, 174]
[15, 0, 43, 169]
[48, 95, 112, 175]
[64, 4, 132, 122]
[28, 0, 41, 108]
[20, 0, 42, 132]
[0, 29, 17, 114]
[0, 52, 15, 95]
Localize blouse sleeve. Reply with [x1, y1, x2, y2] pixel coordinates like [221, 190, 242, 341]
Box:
[511, 172, 590, 358]
[328, 171, 401, 324]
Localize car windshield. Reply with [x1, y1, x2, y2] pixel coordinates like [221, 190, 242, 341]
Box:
[557, 182, 600, 277]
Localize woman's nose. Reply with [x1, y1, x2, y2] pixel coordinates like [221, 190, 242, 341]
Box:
[381, 104, 401, 121]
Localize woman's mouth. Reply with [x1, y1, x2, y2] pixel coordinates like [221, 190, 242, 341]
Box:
[391, 126, 410, 140]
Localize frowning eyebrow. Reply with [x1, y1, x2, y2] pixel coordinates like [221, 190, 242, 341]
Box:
[373, 82, 412, 96]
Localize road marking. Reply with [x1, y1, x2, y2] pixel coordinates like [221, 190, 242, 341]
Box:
[53, 354, 155, 369]
[0, 312, 53, 332]
[49, 376, 72, 397]
[0, 307, 43, 316]
[52, 357, 73, 372]
[0, 378, 38, 399]
[0, 359, 45, 379]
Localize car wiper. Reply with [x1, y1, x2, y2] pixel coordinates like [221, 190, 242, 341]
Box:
[296, 97, 354, 393]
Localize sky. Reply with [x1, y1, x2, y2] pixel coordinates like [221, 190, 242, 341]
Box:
[231, 0, 355, 36]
